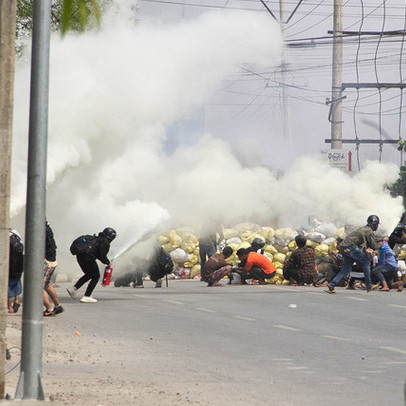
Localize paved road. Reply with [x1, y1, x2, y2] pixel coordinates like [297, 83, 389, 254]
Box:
[47, 280, 406, 405]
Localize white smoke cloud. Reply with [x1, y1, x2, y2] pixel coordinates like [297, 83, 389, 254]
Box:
[11, 4, 404, 272]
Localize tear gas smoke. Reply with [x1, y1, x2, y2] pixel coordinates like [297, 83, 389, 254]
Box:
[11, 5, 404, 274]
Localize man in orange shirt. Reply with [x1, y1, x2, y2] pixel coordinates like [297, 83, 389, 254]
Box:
[236, 248, 276, 285]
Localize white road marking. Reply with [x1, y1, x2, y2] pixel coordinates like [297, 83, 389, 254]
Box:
[196, 307, 216, 313]
[272, 324, 301, 331]
[234, 315, 256, 321]
[286, 366, 308, 370]
[166, 300, 183, 305]
[322, 335, 353, 342]
[380, 346, 406, 355]
[389, 304, 406, 309]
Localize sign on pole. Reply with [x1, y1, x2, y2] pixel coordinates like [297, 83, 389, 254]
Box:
[321, 149, 351, 172]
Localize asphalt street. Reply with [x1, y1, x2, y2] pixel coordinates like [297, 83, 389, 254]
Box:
[44, 280, 406, 405]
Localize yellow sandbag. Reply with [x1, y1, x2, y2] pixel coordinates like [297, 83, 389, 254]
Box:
[328, 240, 338, 254]
[159, 235, 169, 245]
[276, 268, 283, 276]
[181, 240, 198, 253]
[267, 274, 284, 285]
[233, 222, 261, 232]
[288, 240, 297, 251]
[274, 252, 286, 264]
[306, 240, 318, 249]
[223, 228, 239, 240]
[264, 252, 273, 262]
[398, 250, 406, 260]
[335, 227, 346, 240]
[274, 263, 283, 271]
[315, 244, 329, 257]
[264, 244, 278, 255]
[273, 244, 289, 254]
[162, 243, 175, 252]
[274, 228, 294, 246]
[168, 231, 182, 249]
[184, 253, 198, 268]
[259, 227, 275, 240]
[190, 264, 201, 278]
[237, 241, 251, 250]
[240, 230, 253, 242]
[249, 233, 266, 244]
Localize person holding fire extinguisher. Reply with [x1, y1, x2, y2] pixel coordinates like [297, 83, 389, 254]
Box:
[67, 227, 117, 303]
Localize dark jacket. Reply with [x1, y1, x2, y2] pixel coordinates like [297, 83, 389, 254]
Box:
[95, 233, 111, 265]
[45, 222, 57, 262]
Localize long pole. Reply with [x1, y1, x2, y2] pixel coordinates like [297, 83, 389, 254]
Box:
[15, 0, 51, 399]
[279, 0, 289, 138]
[331, 0, 343, 149]
[0, 0, 17, 398]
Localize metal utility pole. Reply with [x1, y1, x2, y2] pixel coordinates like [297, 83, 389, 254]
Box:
[0, 0, 17, 398]
[279, 0, 289, 138]
[15, 0, 51, 400]
[330, 0, 343, 149]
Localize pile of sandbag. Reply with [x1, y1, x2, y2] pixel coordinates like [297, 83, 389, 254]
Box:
[159, 221, 346, 282]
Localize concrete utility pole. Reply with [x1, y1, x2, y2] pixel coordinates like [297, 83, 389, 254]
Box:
[330, 0, 343, 149]
[15, 0, 51, 400]
[0, 0, 17, 398]
[279, 0, 289, 138]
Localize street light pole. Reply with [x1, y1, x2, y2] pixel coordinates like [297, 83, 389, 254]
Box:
[15, 0, 51, 399]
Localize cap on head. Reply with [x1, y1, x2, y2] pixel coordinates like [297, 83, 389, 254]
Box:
[367, 215, 380, 231]
[251, 238, 265, 251]
[102, 227, 117, 241]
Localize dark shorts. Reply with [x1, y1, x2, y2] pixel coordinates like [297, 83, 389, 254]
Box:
[8, 279, 22, 298]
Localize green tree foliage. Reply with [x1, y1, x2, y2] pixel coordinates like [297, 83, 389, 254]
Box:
[60, 0, 101, 34]
[17, 0, 102, 40]
[387, 162, 406, 206]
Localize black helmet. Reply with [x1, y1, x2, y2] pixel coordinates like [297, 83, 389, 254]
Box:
[251, 237, 265, 250]
[393, 223, 406, 237]
[367, 215, 379, 231]
[102, 227, 117, 241]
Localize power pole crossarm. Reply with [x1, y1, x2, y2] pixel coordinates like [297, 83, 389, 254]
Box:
[342, 83, 406, 90]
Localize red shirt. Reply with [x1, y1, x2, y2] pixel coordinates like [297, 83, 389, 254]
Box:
[245, 252, 276, 274]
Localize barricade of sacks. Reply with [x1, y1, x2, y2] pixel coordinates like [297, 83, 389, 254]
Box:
[159, 222, 347, 283]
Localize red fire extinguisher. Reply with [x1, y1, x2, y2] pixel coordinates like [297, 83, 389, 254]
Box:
[102, 265, 113, 287]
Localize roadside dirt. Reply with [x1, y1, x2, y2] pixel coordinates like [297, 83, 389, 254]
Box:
[5, 314, 209, 405]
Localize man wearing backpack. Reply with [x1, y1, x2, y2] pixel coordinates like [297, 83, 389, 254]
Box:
[8, 229, 24, 313]
[67, 227, 117, 303]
